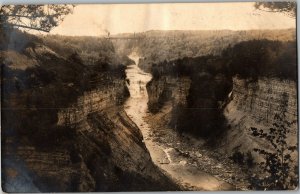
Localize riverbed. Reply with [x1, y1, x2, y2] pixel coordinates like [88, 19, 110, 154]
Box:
[124, 53, 234, 191]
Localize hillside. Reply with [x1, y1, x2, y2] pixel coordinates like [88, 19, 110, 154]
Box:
[1, 30, 178, 192]
[113, 29, 295, 72]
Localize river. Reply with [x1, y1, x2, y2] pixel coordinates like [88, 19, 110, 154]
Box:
[124, 53, 234, 191]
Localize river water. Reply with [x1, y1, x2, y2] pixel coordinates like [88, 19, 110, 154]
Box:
[124, 53, 233, 191]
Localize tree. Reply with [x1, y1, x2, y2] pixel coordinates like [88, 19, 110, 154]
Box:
[0, 5, 74, 32]
[255, 2, 296, 18]
[250, 92, 298, 190]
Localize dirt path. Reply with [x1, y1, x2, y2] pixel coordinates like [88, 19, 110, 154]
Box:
[124, 53, 235, 191]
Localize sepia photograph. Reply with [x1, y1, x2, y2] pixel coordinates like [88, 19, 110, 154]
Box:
[0, 1, 298, 192]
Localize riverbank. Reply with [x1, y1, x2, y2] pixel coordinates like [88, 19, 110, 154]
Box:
[144, 101, 251, 190]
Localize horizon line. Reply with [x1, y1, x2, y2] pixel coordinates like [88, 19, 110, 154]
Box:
[38, 28, 296, 38]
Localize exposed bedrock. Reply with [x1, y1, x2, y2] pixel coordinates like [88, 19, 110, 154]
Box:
[2, 43, 178, 192]
[55, 83, 178, 191]
[146, 73, 232, 138]
[221, 76, 297, 155]
[3, 83, 178, 192]
[146, 73, 297, 158]
[146, 76, 191, 113]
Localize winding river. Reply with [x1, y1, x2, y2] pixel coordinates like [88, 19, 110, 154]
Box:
[124, 53, 233, 191]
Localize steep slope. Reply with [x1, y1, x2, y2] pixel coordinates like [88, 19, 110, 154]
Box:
[221, 77, 297, 159]
[141, 39, 297, 188]
[1, 31, 178, 192]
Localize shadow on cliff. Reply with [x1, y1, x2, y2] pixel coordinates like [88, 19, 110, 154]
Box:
[145, 39, 297, 144]
[1, 29, 180, 192]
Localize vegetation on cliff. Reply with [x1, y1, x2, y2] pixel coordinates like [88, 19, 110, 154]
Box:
[2, 29, 176, 192]
[148, 39, 297, 138]
[1, 30, 128, 146]
[145, 38, 297, 190]
[249, 92, 298, 190]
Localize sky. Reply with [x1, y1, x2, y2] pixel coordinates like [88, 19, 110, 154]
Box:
[49, 3, 296, 36]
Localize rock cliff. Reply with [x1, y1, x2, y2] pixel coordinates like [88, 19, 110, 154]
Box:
[2, 36, 178, 192]
[146, 76, 191, 113]
[3, 73, 177, 192]
[144, 39, 297, 157]
[221, 77, 297, 156]
[57, 79, 128, 125]
[146, 74, 297, 158]
[146, 72, 232, 137]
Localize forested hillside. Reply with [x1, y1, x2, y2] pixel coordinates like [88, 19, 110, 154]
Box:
[116, 29, 295, 72]
[42, 35, 133, 66]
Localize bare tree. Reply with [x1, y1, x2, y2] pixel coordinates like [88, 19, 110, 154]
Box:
[255, 2, 296, 18]
[0, 5, 74, 32]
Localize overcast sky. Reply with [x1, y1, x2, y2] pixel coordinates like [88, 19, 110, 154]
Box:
[49, 3, 296, 36]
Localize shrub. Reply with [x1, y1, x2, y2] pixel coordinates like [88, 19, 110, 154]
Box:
[249, 92, 298, 190]
[229, 151, 245, 165]
[246, 151, 255, 168]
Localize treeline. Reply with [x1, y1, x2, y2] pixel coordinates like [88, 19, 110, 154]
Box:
[151, 39, 297, 138]
[42, 34, 135, 68]
[124, 29, 295, 72]
[42, 35, 118, 66]
[152, 40, 297, 81]
[222, 40, 297, 80]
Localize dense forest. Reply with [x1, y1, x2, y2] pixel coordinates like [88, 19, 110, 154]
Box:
[117, 29, 295, 72]
[151, 40, 297, 81]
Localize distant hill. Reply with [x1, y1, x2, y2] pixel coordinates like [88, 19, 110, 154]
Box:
[41, 34, 122, 66]
[112, 29, 296, 72]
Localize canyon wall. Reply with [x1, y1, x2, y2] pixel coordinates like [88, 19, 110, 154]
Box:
[57, 79, 128, 126]
[221, 77, 297, 155]
[146, 73, 297, 159]
[147, 73, 232, 137]
[146, 76, 191, 113]
[143, 39, 297, 157]
[2, 37, 178, 192]
[3, 75, 177, 192]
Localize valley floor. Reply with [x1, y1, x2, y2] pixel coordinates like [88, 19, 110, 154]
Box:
[144, 102, 250, 190]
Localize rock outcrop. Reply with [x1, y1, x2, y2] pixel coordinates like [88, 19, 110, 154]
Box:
[54, 82, 177, 191]
[146, 74, 297, 158]
[3, 77, 178, 192]
[146, 73, 232, 137]
[146, 76, 191, 113]
[2, 36, 178, 192]
[57, 79, 128, 126]
[221, 76, 297, 156]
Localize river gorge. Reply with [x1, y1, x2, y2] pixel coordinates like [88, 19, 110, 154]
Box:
[125, 53, 242, 190]
[1, 26, 297, 192]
